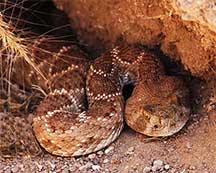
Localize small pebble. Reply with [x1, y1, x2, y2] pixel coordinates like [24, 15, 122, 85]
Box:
[79, 165, 87, 171]
[41, 171, 48, 173]
[88, 153, 96, 159]
[11, 165, 18, 173]
[4, 168, 12, 173]
[92, 165, 101, 171]
[186, 142, 192, 149]
[105, 146, 114, 154]
[143, 166, 151, 173]
[47, 161, 56, 170]
[97, 151, 104, 156]
[69, 165, 77, 172]
[36, 164, 43, 171]
[152, 160, 164, 171]
[79, 162, 93, 171]
[151, 166, 158, 172]
[170, 168, 177, 173]
[164, 164, 170, 170]
[3, 166, 10, 171]
[128, 147, 134, 152]
[103, 159, 109, 164]
[62, 166, 69, 173]
[168, 147, 175, 152]
[189, 165, 196, 170]
[126, 147, 135, 155]
[19, 164, 24, 171]
[153, 160, 163, 166]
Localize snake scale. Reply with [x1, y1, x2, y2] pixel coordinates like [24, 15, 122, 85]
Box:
[29, 38, 190, 157]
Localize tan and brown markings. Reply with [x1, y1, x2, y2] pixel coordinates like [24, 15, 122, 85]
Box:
[31, 40, 190, 157]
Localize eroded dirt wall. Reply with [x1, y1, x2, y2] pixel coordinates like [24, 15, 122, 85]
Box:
[53, 0, 216, 81]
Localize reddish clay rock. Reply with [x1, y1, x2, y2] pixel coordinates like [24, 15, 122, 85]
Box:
[53, 0, 216, 81]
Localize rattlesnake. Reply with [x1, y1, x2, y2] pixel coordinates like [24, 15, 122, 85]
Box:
[29, 39, 190, 157]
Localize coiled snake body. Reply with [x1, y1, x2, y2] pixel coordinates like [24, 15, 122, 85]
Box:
[31, 39, 190, 156]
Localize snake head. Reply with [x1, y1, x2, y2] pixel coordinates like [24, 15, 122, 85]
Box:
[140, 101, 190, 136]
[125, 77, 190, 137]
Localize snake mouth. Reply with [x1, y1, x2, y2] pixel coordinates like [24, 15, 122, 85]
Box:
[144, 116, 189, 137]
[125, 104, 190, 137]
[141, 106, 190, 137]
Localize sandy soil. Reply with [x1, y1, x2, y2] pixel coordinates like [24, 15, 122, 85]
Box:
[0, 1, 215, 173]
[0, 79, 215, 173]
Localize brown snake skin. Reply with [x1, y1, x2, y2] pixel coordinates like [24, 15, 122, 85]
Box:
[30, 39, 190, 156]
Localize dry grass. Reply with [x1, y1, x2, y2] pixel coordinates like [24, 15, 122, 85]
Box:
[0, 13, 45, 81]
[0, 1, 78, 157]
[0, 0, 79, 110]
[0, 1, 47, 156]
[0, 1, 47, 106]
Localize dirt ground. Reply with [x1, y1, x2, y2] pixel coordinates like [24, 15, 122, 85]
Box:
[0, 79, 215, 173]
[0, 1, 215, 173]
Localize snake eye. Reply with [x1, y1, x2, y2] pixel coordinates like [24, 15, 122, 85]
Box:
[154, 125, 158, 128]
